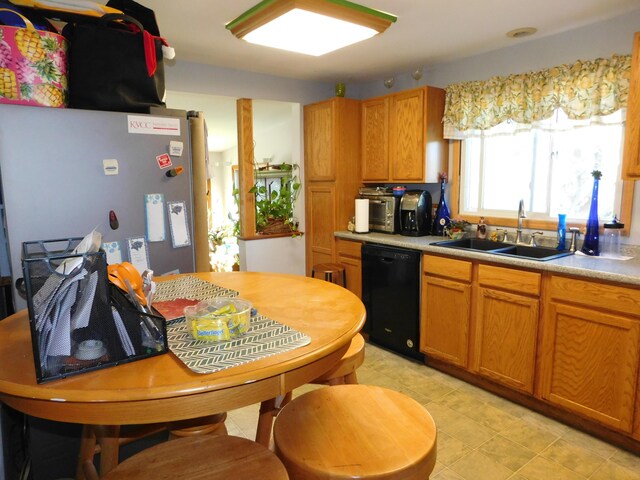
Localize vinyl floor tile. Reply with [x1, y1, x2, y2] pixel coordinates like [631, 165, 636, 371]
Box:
[450, 450, 514, 480]
[589, 460, 640, 480]
[539, 439, 607, 477]
[516, 456, 586, 480]
[478, 435, 538, 471]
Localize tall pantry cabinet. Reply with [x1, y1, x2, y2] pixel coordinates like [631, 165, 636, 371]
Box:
[304, 97, 361, 276]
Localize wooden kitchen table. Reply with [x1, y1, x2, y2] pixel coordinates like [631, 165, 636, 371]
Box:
[0, 272, 366, 476]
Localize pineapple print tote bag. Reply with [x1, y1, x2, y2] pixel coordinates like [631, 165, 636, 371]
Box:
[0, 9, 67, 108]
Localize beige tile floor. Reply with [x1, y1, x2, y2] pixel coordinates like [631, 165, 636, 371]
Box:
[226, 342, 640, 480]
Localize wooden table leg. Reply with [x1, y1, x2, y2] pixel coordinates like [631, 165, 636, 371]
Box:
[75, 425, 97, 480]
[95, 425, 120, 477]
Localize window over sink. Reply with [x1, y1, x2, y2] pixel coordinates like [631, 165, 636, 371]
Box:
[443, 53, 634, 233]
[459, 109, 626, 224]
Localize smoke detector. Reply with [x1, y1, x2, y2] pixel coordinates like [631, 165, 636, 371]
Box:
[506, 27, 537, 39]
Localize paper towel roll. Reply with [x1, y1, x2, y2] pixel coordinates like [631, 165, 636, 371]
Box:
[355, 199, 369, 233]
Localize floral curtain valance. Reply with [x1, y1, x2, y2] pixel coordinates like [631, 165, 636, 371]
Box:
[443, 54, 631, 139]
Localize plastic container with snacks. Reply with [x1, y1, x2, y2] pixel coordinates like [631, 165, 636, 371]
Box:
[184, 297, 252, 342]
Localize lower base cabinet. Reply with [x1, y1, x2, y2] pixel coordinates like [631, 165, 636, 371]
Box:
[538, 277, 640, 433]
[420, 255, 471, 368]
[473, 286, 539, 394]
[335, 239, 362, 299]
[472, 265, 540, 394]
[420, 254, 640, 445]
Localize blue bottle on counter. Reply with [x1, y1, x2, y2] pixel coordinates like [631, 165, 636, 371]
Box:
[557, 213, 567, 250]
[432, 175, 450, 236]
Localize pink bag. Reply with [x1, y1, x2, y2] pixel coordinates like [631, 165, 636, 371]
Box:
[0, 8, 68, 108]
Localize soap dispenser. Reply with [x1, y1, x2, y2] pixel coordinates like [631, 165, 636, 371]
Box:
[557, 214, 567, 250]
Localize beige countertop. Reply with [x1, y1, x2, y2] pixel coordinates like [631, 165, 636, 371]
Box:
[335, 231, 640, 287]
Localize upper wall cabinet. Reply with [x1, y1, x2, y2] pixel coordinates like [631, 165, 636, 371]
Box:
[623, 31, 640, 178]
[305, 100, 337, 181]
[362, 86, 448, 184]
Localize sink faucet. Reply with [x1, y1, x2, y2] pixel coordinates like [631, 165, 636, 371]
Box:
[515, 199, 527, 245]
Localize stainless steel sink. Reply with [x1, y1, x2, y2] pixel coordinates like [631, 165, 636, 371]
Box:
[490, 244, 574, 261]
[431, 238, 573, 261]
[431, 238, 509, 251]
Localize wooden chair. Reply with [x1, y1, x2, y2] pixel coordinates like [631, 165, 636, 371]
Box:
[273, 384, 437, 480]
[76, 413, 228, 479]
[82, 434, 289, 480]
[311, 262, 346, 287]
[255, 333, 365, 446]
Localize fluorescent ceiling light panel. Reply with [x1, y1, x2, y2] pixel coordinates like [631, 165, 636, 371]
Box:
[226, 0, 396, 56]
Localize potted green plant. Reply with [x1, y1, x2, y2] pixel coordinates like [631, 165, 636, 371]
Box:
[249, 163, 302, 236]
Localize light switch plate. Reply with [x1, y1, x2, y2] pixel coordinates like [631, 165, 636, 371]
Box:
[103, 159, 119, 175]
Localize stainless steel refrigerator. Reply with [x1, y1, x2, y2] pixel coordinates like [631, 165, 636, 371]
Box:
[0, 103, 209, 312]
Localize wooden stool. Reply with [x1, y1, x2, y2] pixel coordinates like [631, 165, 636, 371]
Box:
[167, 413, 228, 439]
[273, 385, 437, 480]
[255, 334, 365, 446]
[311, 332, 365, 385]
[83, 435, 289, 480]
[311, 262, 346, 287]
[76, 414, 228, 479]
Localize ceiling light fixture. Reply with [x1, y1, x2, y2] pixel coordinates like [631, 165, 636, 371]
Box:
[226, 0, 397, 56]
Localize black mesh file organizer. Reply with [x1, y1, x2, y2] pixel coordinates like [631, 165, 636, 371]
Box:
[22, 238, 167, 383]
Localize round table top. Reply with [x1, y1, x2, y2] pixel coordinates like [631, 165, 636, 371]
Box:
[0, 272, 365, 425]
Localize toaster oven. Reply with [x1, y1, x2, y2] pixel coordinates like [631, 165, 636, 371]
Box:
[359, 188, 399, 233]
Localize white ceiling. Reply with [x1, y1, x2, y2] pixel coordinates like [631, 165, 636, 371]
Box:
[152, 0, 640, 83]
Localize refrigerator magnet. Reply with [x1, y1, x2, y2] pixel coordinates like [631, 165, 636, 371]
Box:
[167, 201, 191, 248]
[145, 194, 166, 242]
[127, 237, 150, 273]
[156, 153, 172, 169]
[102, 241, 123, 264]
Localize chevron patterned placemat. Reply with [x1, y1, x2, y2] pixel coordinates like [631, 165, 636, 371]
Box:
[166, 314, 311, 374]
[154, 275, 238, 302]
[153, 276, 239, 321]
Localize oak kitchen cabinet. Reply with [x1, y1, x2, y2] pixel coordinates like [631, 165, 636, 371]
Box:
[420, 254, 472, 367]
[335, 238, 362, 299]
[472, 264, 540, 394]
[420, 252, 640, 438]
[304, 97, 361, 275]
[361, 86, 448, 183]
[537, 275, 640, 433]
[623, 31, 640, 177]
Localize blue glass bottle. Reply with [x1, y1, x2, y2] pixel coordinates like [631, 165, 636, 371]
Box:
[557, 214, 566, 250]
[432, 178, 450, 236]
[581, 173, 600, 256]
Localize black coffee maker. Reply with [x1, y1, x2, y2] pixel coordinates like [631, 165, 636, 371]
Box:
[399, 190, 432, 236]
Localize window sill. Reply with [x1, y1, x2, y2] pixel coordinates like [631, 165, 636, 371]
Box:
[238, 231, 304, 241]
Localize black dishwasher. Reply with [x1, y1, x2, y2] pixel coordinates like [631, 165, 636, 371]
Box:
[361, 243, 422, 359]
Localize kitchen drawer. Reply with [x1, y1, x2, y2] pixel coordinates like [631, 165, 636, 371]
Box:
[423, 254, 472, 282]
[478, 264, 541, 296]
[549, 276, 640, 317]
[336, 238, 362, 259]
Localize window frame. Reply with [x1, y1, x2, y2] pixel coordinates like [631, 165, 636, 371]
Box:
[449, 141, 634, 236]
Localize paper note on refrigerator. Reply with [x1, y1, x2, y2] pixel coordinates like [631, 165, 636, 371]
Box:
[167, 201, 191, 248]
[102, 241, 123, 264]
[145, 194, 166, 242]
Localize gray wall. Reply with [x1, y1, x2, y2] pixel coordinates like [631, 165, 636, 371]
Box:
[350, 8, 640, 99]
[164, 61, 334, 106]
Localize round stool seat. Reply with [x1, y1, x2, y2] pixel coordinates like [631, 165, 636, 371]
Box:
[312, 333, 365, 384]
[311, 262, 346, 287]
[274, 385, 437, 480]
[102, 435, 289, 480]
